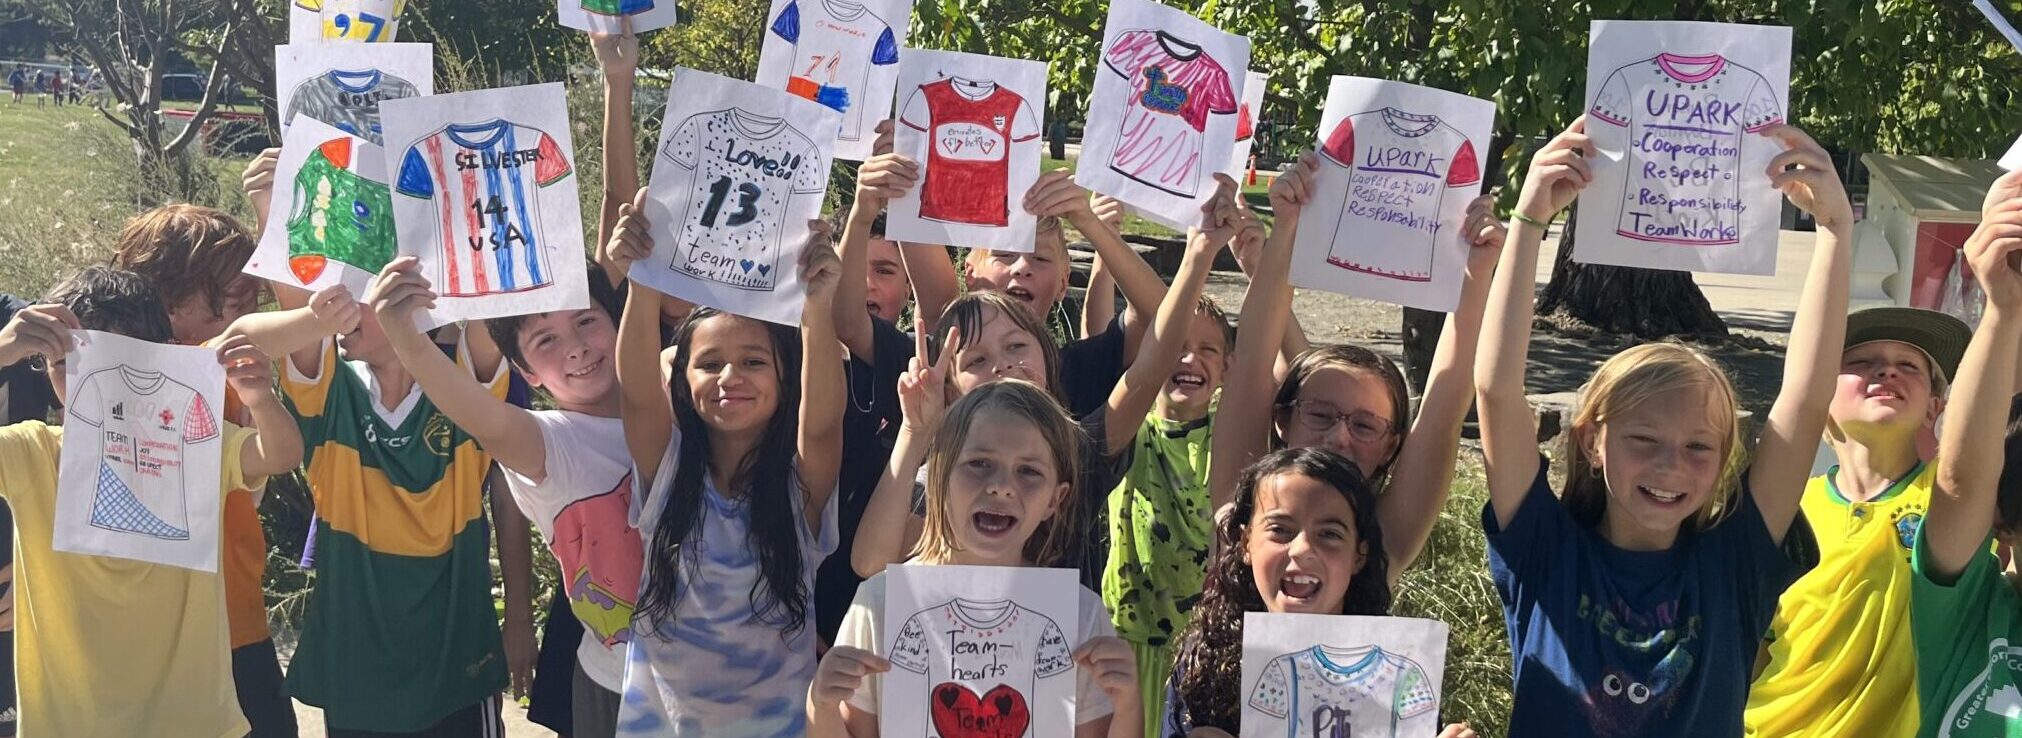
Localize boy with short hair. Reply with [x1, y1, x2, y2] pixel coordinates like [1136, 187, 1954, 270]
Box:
[0, 266, 302, 737]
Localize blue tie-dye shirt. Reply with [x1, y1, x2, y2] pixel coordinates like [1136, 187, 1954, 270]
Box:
[617, 435, 840, 737]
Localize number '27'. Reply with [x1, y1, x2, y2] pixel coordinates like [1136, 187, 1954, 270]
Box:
[701, 176, 761, 228]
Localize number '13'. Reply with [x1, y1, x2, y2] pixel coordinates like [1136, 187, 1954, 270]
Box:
[700, 176, 761, 228]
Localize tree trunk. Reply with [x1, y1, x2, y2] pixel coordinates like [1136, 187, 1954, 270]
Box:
[1536, 209, 1729, 340]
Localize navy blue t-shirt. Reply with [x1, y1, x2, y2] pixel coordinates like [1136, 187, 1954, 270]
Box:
[1484, 458, 1800, 737]
[1060, 316, 1128, 419]
[815, 317, 911, 642]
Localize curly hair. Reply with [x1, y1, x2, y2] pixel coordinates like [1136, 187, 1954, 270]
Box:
[1168, 447, 1392, 733]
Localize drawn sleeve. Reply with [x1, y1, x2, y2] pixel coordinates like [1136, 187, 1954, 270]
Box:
[662, 115, 702, 170]
[182, 391, 221, 443]
[888, 611, 931, 674]
[898, 88, 931, 132]
[1447, 137, 1482, 187]
[768, 0, 800, 43]
[1589, 68, 1633, 128]
[1010, 98, 1041, 143]
[1034, 616, 1073, 678]
[871, 27, 899, 66]
[69, 372, 104, 426]
[1395, 660, 1439, 719]
[1204, 66, 1240, 115]
[1246, 654, 1292, 719]
[792, 137, 829, 194]
[1740, 74, 1785, 132]
[535, 131, 574, 186]
[320, 137, 355, 168]
[394, 145, 435, 199]
[1319, 115, 1355, 167]
[282, 82, 307, 127]
[1101, 29, 1150, 79]
[295, 0, 321, 10]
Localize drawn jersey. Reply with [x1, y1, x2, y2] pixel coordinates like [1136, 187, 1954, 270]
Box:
[283, 69, 421, 145]
[1101, 29, 1238, 198]
[898, 77, 1039, 227]
[69, 366, 220, 540]
[768, 0, 899, 143]
[287, 138, 396, 285]
[659, 108, 827, 291]
[1318, 108, 1481, 282]
[295, 0, 406, 42]
[1247, 645, 1439, 738]
[1589, 52, 1783, 247]
[395, 119, 573, 298]
[582, 0, 655, 16]
[890, 598, 1074, 738]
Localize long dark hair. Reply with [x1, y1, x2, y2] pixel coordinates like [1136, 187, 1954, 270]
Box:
[1169, 448, 1392, 732]
[633, 307, 811, 637]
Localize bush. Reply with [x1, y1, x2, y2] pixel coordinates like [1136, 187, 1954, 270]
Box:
[1392, 452, 1515, 737]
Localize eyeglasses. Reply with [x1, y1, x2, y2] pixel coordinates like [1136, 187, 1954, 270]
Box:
[1280, 401, 1396, 443]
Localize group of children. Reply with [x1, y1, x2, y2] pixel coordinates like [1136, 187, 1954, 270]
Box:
[3, 24, 2022, 738]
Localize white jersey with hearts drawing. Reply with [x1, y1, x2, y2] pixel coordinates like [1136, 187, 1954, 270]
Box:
[1247, 645, 1439, 738]
[1318, 108, 1480, 282]
[70, 366, 221, 541]
[660, 108, 828, 291]
[1589, 53, 1782, 246]
[890, 598, 1073, 738]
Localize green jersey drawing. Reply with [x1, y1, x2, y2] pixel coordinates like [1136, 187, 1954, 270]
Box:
[285, 138, 396, 285]
[582, 0, 654, 17]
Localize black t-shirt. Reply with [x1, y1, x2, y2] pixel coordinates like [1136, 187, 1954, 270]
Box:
[815, 317, 912, 642]
[1066, 406, 1131, 590]
[1060, 316, 1129, 419]
[0, 295, 57, 427]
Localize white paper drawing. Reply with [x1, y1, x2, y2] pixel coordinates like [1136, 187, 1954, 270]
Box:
[556, 0, 680, 34]
[881, 564, 1082, 738]
[637, 69, 840, 325]
[1240, 613, 1449, 738]
[1074, 0, 1250, 228]
[2000, 133, 2022, 171]
[247, 118, 396, 296]
[380, 83, 590, 327]
[885, 49, 1048, 252]
[1286, 76, 1494, 313]
[275, 43, 432, 146]
[291, 0, 407, 43]
[53, 330, 226, 572]
[1572, 20, 1792, 276]
[1225, 70, 1268, 176]
[1973, 0, 2022, 55]
[755, 0, 913, 161]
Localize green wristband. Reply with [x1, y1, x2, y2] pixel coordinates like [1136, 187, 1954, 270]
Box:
[1513, 212, 1554, 229]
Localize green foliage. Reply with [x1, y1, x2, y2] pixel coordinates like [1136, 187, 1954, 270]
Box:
[643, 0, 771, 79]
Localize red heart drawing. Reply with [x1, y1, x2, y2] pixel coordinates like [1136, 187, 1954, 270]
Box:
[929, 682, 1030, 738]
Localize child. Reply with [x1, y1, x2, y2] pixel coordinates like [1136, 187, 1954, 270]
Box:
[809, 380, 1144, 738]
[1161, 447, 1474, 738]
[1211, 153, 1507, 587]
[610, 213, 846, 737]
[1744, 304, 1970, 737]
[1473, 118, 1852, 735]
[0, 266, 302, 737]
[1908, 172, 2022, 737]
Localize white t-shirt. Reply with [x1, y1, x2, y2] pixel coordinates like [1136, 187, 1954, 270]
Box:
[616, 437, 840, 738]
[497, 411, 642, 692]
[837, 570, 1117, 735]
[1246, 645, 1438, 738]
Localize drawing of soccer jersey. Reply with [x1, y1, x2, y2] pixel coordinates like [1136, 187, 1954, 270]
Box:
[659, 108, 827, 291]
[898, 77, 1040, 227]
[295, 0, 406, 42]
[768, 0, 899, 143]
[286, 138, 396, 285]
[582, 0, 654, 16]
[1101, 29, 1238, 198]
[1590, 52, 1782, 247]
[1317, 108, 1481, 282]
[1247, 645, 1439, 738]
[890, 598, 1073, 738]
[394, 119, 574, 298]
[283, 69, 421, 145]
[69, 366, 221, 541]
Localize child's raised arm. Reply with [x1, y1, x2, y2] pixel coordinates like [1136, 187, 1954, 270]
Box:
[225, 284, 360, 379]
[216, 335, 303, 479]
[590, 22, 640, 288]
[1209, 154, 1314, 511]
[1477, 119, 1592, 528]
[1745, 125, 1854, 544]
[1378, 195, 1504, 579]
[1100, 175, 1235, 453]
[1079, 196, 1130, 338]
[836, 123, 917, 358]
[1923, 185, 2022, 581]
[799, 222, 848, 529]
[1029, 172, 1167, 359]
[849, 326, 951, 577]
[612, 202, 677, 483]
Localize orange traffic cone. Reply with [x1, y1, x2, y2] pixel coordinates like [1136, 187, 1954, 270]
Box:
[1247, 154, 1258, 186]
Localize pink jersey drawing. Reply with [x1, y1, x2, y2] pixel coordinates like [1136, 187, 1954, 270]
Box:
[1319, 108, 1481, 282]
[395, 119, 573, 297]
[1102, 29, 1238, 198]
[1590, 52, 1782, 247]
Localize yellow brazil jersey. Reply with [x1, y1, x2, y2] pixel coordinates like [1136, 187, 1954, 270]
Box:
[295, 0, 406, 42]
[1744, 462, 1935, 738]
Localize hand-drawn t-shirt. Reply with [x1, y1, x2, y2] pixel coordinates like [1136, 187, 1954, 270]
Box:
[659, 108, 828, 292]
[582, 0, 655, 17]
[1246, 645, 1439, 738]
[295, 0, 406, 42]
[497, 411, 644, 693]
[283, 69, 421, 145]
[69, 365, 221, 542]
[395, 119, 574, 297]
[768, 0, 899, 143]
[1101, 29, 1238, 198]
[1318, 108, 1481, 283]
[1484, 457, 1800, 738]
[899, 77, 1040, 227]
[1589, 52, 1783, 247]
[287, 137, 397, 286]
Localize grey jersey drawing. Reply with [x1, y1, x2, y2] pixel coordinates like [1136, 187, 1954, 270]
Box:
[283, 69, 421, 145]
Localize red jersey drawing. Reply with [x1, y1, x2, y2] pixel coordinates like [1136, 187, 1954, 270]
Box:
[1102, 29, 1238, 198]
[898, 77, 1040, 227]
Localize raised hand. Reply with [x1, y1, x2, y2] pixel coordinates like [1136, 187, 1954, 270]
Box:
[1985, 167, 2022, 216]
[0, 303, 80, 370]
[243, 147, 281, 230]
[808, 645, 890, 708]
[1462, 194, 1507, 251]
[801, 220, 841, 303]
[588, 17, 639, 75]
[1198, 173, 1244, 247]
[871, 118, 896, 158]
[855, 143, 920, 212]
[1091, 193, 1129, 233]
[1967, 196, 2022, 310]
[216, 334, 278, 407]
[604, 188, 654, 274]
[1760, 124, 1852, 230]
[307, 284, 362, 336]
[898, 326, 957, 436]
[1268, 152, 1321, 221]
[1437, 723, 1478, 738]
[1515, 116, 1593, 223]
[1073, 636, 1141, 708]
[1024, 170, 1096, 220]
[364, 256, 437, 329]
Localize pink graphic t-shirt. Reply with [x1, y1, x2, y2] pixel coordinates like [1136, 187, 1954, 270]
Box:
[1102, 29, 1237, 198]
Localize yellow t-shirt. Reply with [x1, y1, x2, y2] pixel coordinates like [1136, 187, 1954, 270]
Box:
[1744, 462, 1934, 738]
[0, 420, 262, 738]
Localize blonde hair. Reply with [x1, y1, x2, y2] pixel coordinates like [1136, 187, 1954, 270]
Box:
[1561, 342, 1747, 533]
[912, 380, 1084, 566]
